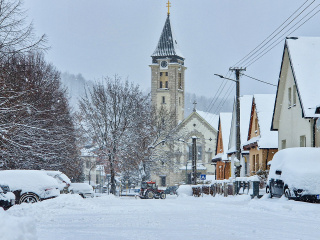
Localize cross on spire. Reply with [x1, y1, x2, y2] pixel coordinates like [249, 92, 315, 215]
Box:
[193, 100, 197, 112]
[166, 0, 171, 15]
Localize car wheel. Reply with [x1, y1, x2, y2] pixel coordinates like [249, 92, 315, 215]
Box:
[284, 188, 291, 199]
[269, 188, 273, 198]
[160, 192, 166, 199]
[146, 191, 154, 199]
[19, 193, 40, 204]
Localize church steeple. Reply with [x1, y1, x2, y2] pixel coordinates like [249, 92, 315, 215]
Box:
[150, 4, 186, 125]
[151, 13, 184, 64]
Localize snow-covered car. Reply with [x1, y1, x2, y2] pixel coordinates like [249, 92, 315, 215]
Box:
[266, 147, 320, 202]
[69, 183, 94, 198]
[43, 170, 71, 193]
[0, 170, 60, 204]
[0, 184, 15, 210]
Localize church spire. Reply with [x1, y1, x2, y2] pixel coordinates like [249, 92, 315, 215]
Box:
[151, 4, 184, 62]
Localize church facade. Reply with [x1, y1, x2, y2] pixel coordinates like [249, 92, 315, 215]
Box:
[149, 8, 218, 187]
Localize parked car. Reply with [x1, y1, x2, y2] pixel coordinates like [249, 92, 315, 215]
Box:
[69, 183, 94, 198]
[0, 170, 60, 204]
[266, 147, 320, 202]
[165, 186, 179, 195]
[43, 170, 71, 193]
[0, 184, 15, 210]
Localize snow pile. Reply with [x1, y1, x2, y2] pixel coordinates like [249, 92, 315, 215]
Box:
[177, 185, 192, 197]
[268, 147, 320, 194]
[0, 208, 37, 240]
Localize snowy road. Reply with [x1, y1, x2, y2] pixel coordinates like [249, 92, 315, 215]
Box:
[4, 194, 320, 240]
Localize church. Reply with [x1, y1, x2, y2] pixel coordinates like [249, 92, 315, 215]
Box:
[149, 2, 218, 187]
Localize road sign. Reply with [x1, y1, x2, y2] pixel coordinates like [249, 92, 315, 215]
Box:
[200, 174, 206, 180]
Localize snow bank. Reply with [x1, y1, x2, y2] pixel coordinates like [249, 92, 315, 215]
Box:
[177, 185, 192, 197]
[0, 208, 37, 240]
[268, 147, 320, 194]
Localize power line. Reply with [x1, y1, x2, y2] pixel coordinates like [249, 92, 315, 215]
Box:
[236, 0, 315, 67]
[241, 73, 277, 87]
[246, 4, 320, 67]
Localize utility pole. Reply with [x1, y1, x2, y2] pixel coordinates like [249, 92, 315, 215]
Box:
[192, 136, 197, 185]
[229, 67, 246, 177]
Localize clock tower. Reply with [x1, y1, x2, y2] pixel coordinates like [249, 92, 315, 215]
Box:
[150, 4, 186, 125]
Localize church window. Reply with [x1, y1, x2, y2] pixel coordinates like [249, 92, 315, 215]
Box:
[162, 96, 165, 104]
[160, 176, 166, 186]
[165, 81, 168, 88]
[165, 72, 168, 76]
[160, 72, 163, 76]
[160, 81, 163, 88]
[179, 97, 181, 106]
[179, 73, 182, 89]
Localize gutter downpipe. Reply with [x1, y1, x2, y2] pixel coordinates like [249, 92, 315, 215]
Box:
[313, 118, 317, 147]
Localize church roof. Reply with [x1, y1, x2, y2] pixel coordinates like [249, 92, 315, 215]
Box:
[152, 15, 184, 59]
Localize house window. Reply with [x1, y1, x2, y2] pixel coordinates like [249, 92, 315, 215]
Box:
[162, 96, 165, 104]
[293, 85, 297, 106]
[282, 140, 286, 149]
[252, 155, 256, 173]
[288, 87, 292, 108]
[300, 135, 306, 147]
[160, 176, 166, 187]
[254, 118, 258, 133]
[86, 160, 90, 169]
[256, 154, 260, 171]
[160, 81, 163, 88]
[165, 72, 168, 76]
[165, 81, 168, 88]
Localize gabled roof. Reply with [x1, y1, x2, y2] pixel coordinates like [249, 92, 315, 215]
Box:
[151, 15, 184, 59]
[272, 37, 320, 128]
[213, 112, 232, 161]
[227, 95, 253, 154]
[244, 94, 278, 149]
[177, 110, 218, 134]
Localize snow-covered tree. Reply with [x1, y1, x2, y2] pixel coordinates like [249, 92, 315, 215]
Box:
[0, 0, 47, 59]
[78, 76, 149, 194]
[0, 52, 81, 180]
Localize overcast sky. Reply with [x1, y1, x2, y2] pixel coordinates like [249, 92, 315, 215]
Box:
[24, 0, 320, 102]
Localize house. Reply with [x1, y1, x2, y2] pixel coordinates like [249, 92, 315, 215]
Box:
[227, 95, 253, 177]
[271, 37, 320, 149]
[212, 112, 233, 180]
[80, 146, 98, 186]
[151, 109, 218, 186]
[243, 94, 278, 176]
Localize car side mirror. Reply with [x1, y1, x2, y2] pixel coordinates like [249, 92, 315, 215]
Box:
[275, 170, 282, 175]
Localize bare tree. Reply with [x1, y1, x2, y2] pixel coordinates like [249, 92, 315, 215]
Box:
[78, 76, 149, 194]
[0, 0, 47, 59]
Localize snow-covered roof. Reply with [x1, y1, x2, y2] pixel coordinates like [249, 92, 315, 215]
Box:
[227, 95, 253, 154]
[152, 15, 184, 59]
[80, 146, 98, 157]
[196, 110, 219, 130]
[179, 163, 206, 170]
[220, 112, 233, 154]
[286, 37, 320, 118]
[251, 94, 278, 148]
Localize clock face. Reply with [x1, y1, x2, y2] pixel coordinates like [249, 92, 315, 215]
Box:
[161, 61, 168, 68]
